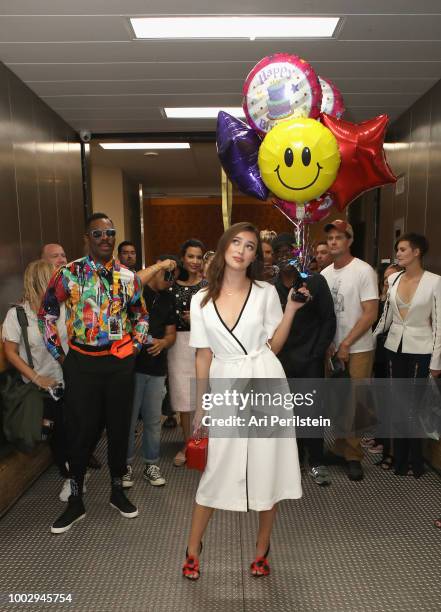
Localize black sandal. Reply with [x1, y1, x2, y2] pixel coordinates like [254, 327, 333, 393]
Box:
[250, 545, 271, 577]
[182, 542, 203, 580]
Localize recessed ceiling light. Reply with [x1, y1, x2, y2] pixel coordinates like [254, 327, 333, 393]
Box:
[130, 17, 340, 39]
[165, 107, 245, 119]
[99, 143, 190, 150]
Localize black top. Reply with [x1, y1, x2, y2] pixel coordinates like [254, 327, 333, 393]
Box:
[168, 280, 207, 332]
[135, 285, 176, 376]
[275, 272, 336, 376]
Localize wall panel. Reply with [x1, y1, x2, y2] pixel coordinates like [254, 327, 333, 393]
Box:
[406, 96, 431, 235]
[0, 66, 22, 306]
[378, 78, 441, 276]
[0, 62, 84, 318]
[9, 76, 41, 265]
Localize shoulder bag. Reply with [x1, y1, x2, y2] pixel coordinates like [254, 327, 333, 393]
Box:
[1, 306, 45, 452]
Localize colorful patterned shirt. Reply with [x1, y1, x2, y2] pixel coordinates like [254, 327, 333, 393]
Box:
[38, 256, 149, 359]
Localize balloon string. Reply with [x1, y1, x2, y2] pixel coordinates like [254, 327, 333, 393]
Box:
[272, 203, 300, 231]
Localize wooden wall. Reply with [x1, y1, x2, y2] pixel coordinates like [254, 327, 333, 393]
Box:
[143, 196, 296, 264]
[143, 194, 346, 265]
[0, 62, 84, 319]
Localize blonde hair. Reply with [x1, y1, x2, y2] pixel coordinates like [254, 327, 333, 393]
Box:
[23, 259, 54, 312]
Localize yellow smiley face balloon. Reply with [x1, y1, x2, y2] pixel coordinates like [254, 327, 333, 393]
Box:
[258, 117, 341, 203]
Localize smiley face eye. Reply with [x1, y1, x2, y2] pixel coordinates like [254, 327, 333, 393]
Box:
[284, 148, 294, 167]
[302, 147, 311, 166]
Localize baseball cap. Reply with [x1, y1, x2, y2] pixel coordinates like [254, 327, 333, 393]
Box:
[271, 233, 297, 251]
[324, 219, 354, 239]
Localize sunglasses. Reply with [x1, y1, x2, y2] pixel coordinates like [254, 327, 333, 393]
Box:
[88, 229, 116, 239]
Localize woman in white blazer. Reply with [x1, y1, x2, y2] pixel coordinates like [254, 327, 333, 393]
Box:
[375, 233, 441, 477]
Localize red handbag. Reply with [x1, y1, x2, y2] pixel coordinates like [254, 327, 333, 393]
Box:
[185, 435, 208, 472]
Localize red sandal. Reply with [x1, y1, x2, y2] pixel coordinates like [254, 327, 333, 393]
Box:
[250, 545, 270, 578]
[182, 543, 203, 580]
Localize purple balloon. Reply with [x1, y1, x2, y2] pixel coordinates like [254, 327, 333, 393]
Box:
[216, 111, 269, 201]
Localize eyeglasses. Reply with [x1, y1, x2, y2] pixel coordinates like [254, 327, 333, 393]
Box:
[88, 229, 116, 239]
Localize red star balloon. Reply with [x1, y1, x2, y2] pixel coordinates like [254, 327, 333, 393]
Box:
[321, 113, 397, 211]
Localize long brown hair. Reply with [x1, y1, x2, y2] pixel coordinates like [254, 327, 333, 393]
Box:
[201, 222, 263, 307]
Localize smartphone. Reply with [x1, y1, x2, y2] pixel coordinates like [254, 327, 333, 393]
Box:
[48, 382, 64, 401]
[291, 272, 309, 302]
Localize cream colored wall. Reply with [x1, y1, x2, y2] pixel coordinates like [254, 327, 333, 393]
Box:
[90, 165, 127, 243]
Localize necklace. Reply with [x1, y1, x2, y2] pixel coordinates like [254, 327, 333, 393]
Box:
[223, 281, 250, 297]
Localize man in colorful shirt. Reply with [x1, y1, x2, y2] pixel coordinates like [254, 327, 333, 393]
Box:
[39, 212, 149, 534]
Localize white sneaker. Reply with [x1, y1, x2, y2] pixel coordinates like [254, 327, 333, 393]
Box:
[59, 472, 89, 502]
[122, 465, 134, 488]
[143, 464, 166, 486]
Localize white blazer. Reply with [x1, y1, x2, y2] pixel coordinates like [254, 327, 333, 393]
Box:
[374, 270, 441, 370]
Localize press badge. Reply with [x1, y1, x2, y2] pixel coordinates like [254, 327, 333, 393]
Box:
[108, 316, 123, 340]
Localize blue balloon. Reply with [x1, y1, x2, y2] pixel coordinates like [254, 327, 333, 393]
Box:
[216, 111, 269, 201]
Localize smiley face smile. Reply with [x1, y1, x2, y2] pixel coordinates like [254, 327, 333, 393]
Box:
[274, 162, 323, 191]
[257, 118, 341, 204]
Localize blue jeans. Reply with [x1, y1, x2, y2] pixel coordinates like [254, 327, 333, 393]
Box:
[127, 373, 166, 465]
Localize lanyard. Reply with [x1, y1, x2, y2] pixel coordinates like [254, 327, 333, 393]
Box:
[88, 258, 122, 317]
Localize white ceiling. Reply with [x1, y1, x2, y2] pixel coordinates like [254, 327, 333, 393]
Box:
[2, 1, 441, 196]
[1, 0, 441, 134]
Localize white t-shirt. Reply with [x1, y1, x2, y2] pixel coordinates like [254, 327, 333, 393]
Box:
[321, 258, 378, 353]
[2, 301, 68, 383]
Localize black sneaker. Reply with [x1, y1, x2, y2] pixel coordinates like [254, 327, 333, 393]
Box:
[347, 461, 364, 481]
[143, 464, 166, 486]
[51, 497, 86, 534]
[110, 488, 139, 518]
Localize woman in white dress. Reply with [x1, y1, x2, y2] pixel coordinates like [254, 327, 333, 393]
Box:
[182, 222, 308, 580]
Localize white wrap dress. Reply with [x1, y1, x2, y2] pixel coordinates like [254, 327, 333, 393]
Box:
[189, 281, 302, 512]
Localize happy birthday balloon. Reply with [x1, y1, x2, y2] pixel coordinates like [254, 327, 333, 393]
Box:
[319, 77, 345, 119]
[243, 54, 322, 136]
[258, 118, 340, 203]
[216, 111, 268, 200]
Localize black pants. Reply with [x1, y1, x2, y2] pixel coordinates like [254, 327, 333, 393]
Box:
[373, 354, 391, 456]
[389, 347, 431, 474]
[286, 359, 325, 467]
[63, 349, 135, 487]
[42, 395, 69, 476]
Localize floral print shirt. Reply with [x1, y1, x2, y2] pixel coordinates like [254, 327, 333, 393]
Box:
[38, 256, 149, 359]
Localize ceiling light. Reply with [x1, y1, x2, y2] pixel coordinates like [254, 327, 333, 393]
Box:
[99, 143, 190, 150]
[165, 107, 245, 119]
[130, 17, 339, 39]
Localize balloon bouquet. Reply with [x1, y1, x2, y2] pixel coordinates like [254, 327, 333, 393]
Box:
[216, 53, 396, 271]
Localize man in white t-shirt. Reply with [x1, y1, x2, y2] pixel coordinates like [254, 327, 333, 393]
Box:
[321, 220, 379, 481]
